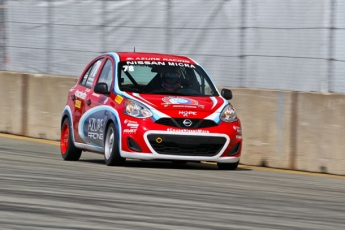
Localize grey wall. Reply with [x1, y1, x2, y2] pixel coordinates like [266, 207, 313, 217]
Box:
[2, 71, 345, 175]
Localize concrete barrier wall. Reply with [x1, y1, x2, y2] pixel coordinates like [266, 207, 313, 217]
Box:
[0, 72, 24, 135]
[26, 74, 78, 140]
[226, 88, 293, 170]
[0, 71, 77, 140]
[295, 93, 345, 175]
[1, 71, 344, 175]
[225, 87, 345, 175]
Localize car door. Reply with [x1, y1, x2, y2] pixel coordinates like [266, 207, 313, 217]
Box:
[79, 57, 115, 149]
[72, 57, 104, 143]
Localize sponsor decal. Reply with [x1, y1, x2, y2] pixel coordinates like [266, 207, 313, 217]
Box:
[162, 96, 198, 105]
[135, 57, 161, 61]
[128, 123, 139, 128]
[233, 126, 242, 134]
[85, 88, 91, 93]
[124, 129, 137, 134]
[236, 135, 242, 139]
[75, 99, 81, 109]
[127, 61, 165, 66]
[88, 118, 104, 140]
[162, 58, 190, 63]
[115, 95, 124, 104]
[125, 61, 195, 68]
[88, 132, 103, 140]
[179, 111, 197, 117]
[92, 92, 100, 97]
[130, 57, 190, 63]
[167, 128, 209, 133]
[124, 119, 139, 128]
[172, 105, 204, 109]
[75, 90, 87, 100]
[167, 62, 196, 68]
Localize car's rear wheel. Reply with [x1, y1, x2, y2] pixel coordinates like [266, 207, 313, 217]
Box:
[104, 122, 126, 166]
[217, 161, 239, 170]
[60, 118, 82, 161]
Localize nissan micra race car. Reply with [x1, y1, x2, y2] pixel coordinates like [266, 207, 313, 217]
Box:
[60, 52, 242, 170]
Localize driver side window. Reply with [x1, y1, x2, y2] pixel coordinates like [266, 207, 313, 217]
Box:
[98, 59, 113, 91]
[81, 58, 104, 88]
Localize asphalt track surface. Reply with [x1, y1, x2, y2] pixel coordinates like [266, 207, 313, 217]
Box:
[0, 135, 345, 230]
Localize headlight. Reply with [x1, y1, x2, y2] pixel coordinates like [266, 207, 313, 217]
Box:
[220, 104, 238, 123]
[124, 99, 153, 118]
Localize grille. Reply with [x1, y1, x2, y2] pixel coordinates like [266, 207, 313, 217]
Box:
[155, 118, 217, 128]
[147, 134, 226, 156]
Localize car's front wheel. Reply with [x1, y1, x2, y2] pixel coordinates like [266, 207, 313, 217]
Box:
[217, 161, 239, 170]
[104, 122, 126, 166]
[60, 118, 82, 161]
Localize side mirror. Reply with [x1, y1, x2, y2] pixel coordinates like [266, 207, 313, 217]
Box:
[94, 82, 109, 95]
[221, 88, 232, 100]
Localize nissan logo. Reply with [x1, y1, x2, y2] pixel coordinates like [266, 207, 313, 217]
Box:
[182, 119, 193, 127]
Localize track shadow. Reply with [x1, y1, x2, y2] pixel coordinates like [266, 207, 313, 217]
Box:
[79, 159, 105, 165]
[79, 158, 252, 171]
[126, 160, 217, 170]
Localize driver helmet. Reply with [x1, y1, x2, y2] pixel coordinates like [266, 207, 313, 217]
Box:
[161, 68, 181, 91]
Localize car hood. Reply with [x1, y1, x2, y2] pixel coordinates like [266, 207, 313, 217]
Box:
[126, 93, 227, 113]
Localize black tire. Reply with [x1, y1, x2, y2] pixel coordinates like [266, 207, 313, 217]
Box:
[104, 122, 126, 166]
[60, 118, 82, 161]
[217, 161, 239, 170]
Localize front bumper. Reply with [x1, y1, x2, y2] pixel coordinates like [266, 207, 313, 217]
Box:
[119, 118, 242, 163]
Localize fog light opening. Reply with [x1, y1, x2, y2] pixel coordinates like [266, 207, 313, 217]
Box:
[127, 137, 142, 152]
[228, 143, 241, 156]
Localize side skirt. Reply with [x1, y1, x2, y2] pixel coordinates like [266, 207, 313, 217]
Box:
[74, 142, 104, 153]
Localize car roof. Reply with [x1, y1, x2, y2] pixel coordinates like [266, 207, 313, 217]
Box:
[115, 52, 196, 65]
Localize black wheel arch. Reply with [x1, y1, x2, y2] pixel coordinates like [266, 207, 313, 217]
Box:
[61, 111, 71, 128]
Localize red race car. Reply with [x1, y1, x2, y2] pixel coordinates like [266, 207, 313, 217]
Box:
[60, 52, 242, 170]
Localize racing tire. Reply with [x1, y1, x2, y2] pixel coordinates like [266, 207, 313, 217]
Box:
[217, 161, 239, 170]
[104, 122, 126, 166]
[60, 118, 82, 161]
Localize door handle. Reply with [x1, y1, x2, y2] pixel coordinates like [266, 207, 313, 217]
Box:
[86, 99, 91, 106]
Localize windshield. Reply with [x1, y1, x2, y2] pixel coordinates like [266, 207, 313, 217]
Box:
[117, 61, 219, 96]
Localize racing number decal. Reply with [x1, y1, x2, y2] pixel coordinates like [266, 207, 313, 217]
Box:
[122, 65, 134, 72]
